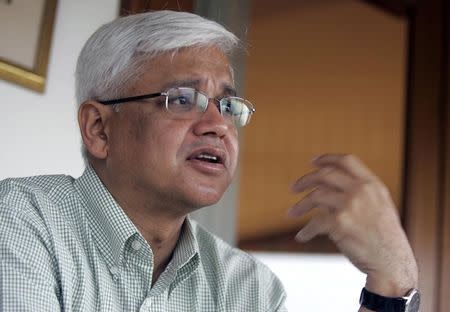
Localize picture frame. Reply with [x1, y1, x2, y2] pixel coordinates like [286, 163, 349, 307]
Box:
[0, 0, 58, 92]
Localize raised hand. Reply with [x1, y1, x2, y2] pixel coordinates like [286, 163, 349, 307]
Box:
[288, 154, 418, 299]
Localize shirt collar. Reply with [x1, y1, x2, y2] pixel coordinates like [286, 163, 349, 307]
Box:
[163, 217, 201, 294]
[172, 216, 200, 268]
[74, 165, 137, 269]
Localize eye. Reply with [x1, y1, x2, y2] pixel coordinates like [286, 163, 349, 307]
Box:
[166, 88, 196, 112]
[169, 95, 190, 106]
[220, 98, 234, 116]
[220, 97, 253, 127]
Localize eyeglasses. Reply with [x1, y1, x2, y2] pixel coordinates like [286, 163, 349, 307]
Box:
[98, 87, 255, 127]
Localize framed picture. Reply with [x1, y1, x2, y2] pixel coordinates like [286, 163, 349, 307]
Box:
[0, 0, 58, 92]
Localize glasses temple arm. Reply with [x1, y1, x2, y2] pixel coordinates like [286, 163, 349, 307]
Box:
[98, 92, 164, 105]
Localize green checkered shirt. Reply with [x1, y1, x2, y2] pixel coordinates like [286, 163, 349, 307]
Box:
[0, 166, 286, 311]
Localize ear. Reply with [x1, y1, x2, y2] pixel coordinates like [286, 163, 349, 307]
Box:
[78, 101, 113, 160]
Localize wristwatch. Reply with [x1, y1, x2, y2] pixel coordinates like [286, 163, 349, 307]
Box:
[359, 287, 420, 312]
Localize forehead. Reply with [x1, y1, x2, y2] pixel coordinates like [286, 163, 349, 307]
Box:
[131, 46, 234, 94]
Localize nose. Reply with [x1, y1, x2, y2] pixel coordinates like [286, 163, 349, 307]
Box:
[192, 99, 231, 138]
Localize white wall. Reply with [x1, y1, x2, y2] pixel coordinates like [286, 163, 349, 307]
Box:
[0, 0, 120, 180]
[253, 252, 366, 311]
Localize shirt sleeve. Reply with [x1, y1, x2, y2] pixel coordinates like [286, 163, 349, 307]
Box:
[0, 263, 61, 311]
[276, 303, 289, 312]
[257, 260, 287, 312]
[0, 198, 61, 311]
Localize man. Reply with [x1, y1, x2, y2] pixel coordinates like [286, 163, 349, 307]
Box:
[0, 10, 419, 311]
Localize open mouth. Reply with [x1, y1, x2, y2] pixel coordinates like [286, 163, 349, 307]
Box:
[193, 153, 223, 164]
[187, 148, 226, 166]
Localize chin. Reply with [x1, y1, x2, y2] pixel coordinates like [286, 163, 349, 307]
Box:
[187, 185, 226, 209]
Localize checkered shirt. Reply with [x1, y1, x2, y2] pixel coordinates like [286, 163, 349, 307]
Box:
[0, 166, 286, 311]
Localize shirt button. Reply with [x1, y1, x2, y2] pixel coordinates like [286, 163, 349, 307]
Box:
[110, 266, 120, 281]
[131, 240, 142, 251]
[141, 298, 152, 309]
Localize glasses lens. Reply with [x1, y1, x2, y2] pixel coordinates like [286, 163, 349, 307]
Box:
[165, 88, 254, 126]
[220, 97, 254, 127]
[166, 88, 206, 114]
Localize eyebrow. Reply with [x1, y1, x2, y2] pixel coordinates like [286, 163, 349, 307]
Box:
[161, 79, 237, 97]
[223, 85, 237, 97]
[162, 79, 201, 90]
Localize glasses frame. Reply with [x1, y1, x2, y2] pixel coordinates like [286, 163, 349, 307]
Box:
[98, 87, 256, 127]
[98, 91, 164, 105]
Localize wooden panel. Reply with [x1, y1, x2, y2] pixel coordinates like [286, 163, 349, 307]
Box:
[120, 0, 193, 15]
[238, 0, 407, 242]
[239, 231, 337, 253]
[439, 2, 450, 309]
[402, 0, 445, 311]
[362, 0, 413, 17]
[440, 78, 450, 312]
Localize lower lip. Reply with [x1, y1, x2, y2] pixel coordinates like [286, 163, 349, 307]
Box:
[186, 159, 226, 175]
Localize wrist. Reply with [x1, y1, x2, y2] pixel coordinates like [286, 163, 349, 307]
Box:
[365, 275, 418, 298]
[365, 263, 418, 297]
[365, 276, 417, 298]
[359, 287, 421, 312]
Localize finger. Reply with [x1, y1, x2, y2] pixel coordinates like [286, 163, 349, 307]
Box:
[291, 166, 355, 193]
[295, 210, 334, 242]
[288, 187, 345, 217]
[312, 154, 377, 181]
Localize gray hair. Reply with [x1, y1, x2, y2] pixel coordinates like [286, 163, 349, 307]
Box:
[75, 10, 239, 162]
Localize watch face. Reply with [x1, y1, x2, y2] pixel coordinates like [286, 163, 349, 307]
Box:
[406, 291, 420, 312]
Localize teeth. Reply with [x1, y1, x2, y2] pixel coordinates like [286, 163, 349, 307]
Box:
[196, 153, 218, 161]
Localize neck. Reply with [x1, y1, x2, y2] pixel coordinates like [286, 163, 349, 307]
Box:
[121, 198, 187, 285]
[92, 163, 189, 285]
[129, 210, 186, 285]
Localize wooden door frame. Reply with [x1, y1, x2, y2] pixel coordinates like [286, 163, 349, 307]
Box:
[119, 0, 193, 15]
[364, 0, 448, 311]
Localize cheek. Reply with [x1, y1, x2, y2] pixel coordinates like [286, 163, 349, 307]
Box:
[227, 136, 240, 173]
[132, 111, 153, 143]
[144, 122, 190, 163]
[109, 114, 158, 165]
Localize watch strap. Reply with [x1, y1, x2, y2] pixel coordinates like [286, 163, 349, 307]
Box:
[359, 287, 407, 311]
